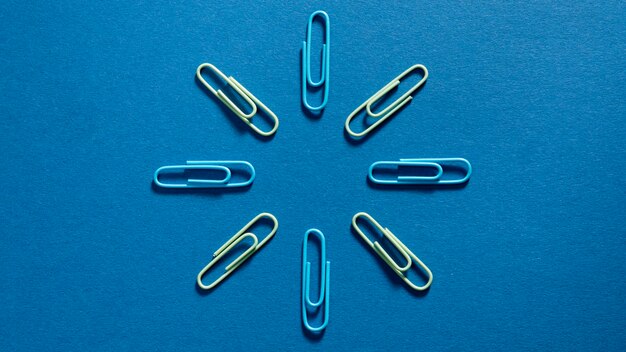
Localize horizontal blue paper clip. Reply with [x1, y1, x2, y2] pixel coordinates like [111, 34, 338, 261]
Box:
[368, 158, 471, 185]
[153, 161, 255, 188]
[302, 10, 330, 111]
[302, 229, 329, 332]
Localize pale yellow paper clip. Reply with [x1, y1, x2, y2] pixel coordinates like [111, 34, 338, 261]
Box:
[352, 212, 432, 291]
[196, 63, 279, 137]
[345, 64, 428, 138]
[197, 212, 278, 290]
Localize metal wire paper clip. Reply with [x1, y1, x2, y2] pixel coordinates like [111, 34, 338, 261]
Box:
[302, 229, 330, 332]
[352, 212, 433, 291]
[345, 64, 428, 138]
[197, 213, 278, 290]
[196, 63, 279, 136]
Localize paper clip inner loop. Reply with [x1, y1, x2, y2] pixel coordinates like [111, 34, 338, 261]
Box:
[302, 228, 329, 332]
[196, 63, 279, 136]
[352, 212, 433, 291]
[345, 64, 428, 138]
[302, 10, 330, 111]
[153, 160, 255, 188]
[197, 213, 278, 290]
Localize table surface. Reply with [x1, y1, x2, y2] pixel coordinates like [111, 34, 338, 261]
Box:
[1, 1, 625, 351]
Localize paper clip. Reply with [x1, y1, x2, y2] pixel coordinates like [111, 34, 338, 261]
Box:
[345, 64, 428, 138]
[352, 212, 432, 291]
[368, 158, 471, 185]
[197, 213, 278, 290]
[153, 161, 255, 188]
[302, 229, 330, 332]
[196, 63, 279, 136]
[302, 10, 330, 111]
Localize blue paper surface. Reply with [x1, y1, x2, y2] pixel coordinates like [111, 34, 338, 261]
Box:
[1, 1, 625, 350]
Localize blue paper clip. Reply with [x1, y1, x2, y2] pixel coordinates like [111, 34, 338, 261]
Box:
[302, 229, 329, 332]
[197, 213, 278, 290]
[302, 10, 330, 111]
[352, 212, 433, 291]
[368, 158, 471, 185]
[345, 64, 428, 138]
[196, 63, 279, 136]
[153, 161, 255, 188]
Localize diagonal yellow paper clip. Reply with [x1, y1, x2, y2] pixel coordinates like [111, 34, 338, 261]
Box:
[196, 63, 279, 137]
[196, 213, 278, 290]
[345, 64, 428, 138]
[352, 212, 432, 291]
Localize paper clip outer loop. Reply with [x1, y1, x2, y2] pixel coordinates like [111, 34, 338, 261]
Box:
[302, 229, 330, 332]
[400, 158, 472, 184]
[196, 213, 279, 290]
[302, 10, 330, 111]
[344, 64, 428, 138]
[153, 161, 255, 188]
[352, 212, 433, 291]
[368, 160, 443, 185]
[187, 161, 255, 188]
[196, 63, 279, 137]
[153, 164, 232, 188]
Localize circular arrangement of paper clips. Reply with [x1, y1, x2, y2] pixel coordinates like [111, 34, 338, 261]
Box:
[152, 10, 472, 334]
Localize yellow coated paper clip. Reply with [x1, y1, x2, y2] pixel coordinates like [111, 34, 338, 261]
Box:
[196, 63, 279, 137]
[352, 212, 433, 291]
[345, 64, 428, 138]
[196, 213, 278, 290]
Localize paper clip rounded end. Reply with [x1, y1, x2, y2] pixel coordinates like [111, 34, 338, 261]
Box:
[344, 114, 368, 138]
[153, 166, 167, 188]
[196, 63, 226, 95]
[458, 158, 472, 183]
[302, 95, 328, 111]
[405, 263, 433, 291]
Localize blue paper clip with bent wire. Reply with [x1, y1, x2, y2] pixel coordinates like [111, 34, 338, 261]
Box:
[345, 64, 428, 138]
[196, 63, 279, 136]
[153, 161, 255, 188]
[302, 229, 329, 332]
[368, 158, 471, 185]
[302, 10, 330, 111]
[197, 213, 278, 290]
[352, 212, 432, 291]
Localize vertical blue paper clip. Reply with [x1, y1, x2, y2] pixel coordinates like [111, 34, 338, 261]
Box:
[153, 161, 255, 188]
[368, 158, 472, 185]
[302, 229, 329, 332]
[302, 10, 330, 111]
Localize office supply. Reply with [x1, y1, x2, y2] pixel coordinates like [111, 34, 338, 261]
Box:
[302, 10, 330, 111]
[196, 63, 279, 136]
[345, 64, 428, 138]
[302, 229, 330, 332]
[368, 158, 471, 185]
[352, 212, 432, 291]
[153, 160, 255, 188]
[197, 213, 278, 290]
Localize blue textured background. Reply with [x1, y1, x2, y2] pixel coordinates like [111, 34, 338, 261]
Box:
[1, 1, 625, 350]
